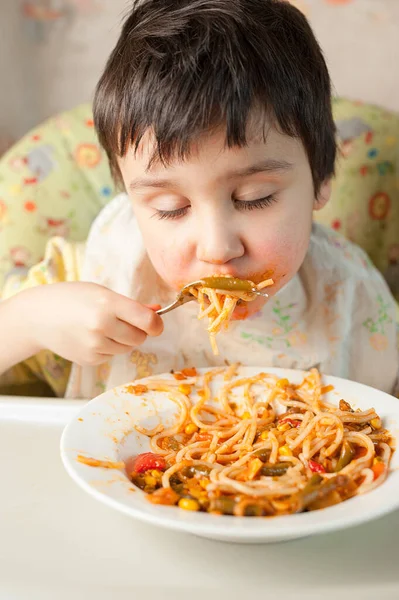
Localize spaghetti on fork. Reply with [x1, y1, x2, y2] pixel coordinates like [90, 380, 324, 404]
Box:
[188, 276, 274, 354]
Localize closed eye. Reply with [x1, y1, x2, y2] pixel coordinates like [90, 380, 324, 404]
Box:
[233, 194, 277, 211]
[153, 194, 277, 221]
[153, 206, 191, 221]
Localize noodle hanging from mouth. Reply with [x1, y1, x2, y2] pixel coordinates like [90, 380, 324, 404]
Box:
[189, 276, 274, 354]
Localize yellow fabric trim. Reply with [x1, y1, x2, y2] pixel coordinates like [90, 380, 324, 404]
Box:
[0, 237, 84, 397]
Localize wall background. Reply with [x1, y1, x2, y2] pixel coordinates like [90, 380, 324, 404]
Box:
[0, 0, 398, 154]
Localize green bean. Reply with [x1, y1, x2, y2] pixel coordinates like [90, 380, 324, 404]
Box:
[130, 473, 146, 490]
[169, 475, 184, 495]
[181, 464, 211, 478]
[335, 441, 355, 472]
[252, 448, 271, 462]
[243, 504, 264, 517]
[303, 474, 323, 491]
[297, 474, 349, 512]
[210, 496, 236, 515]
[260, 462, 293, 476]
[200, 277, 254, 292]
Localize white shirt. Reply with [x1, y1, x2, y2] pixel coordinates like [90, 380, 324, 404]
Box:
[66, 194, 399, 399]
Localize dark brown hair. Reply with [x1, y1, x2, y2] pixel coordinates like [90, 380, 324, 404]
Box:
[94, 0, 336, 192]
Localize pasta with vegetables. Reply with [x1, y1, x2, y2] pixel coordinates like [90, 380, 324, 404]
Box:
[108, 367, 394, 517]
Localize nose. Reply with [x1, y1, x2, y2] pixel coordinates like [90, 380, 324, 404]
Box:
[196, 214, 245, 265]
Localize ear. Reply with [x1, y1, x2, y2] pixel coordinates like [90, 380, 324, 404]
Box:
[313, 179, 332, 211]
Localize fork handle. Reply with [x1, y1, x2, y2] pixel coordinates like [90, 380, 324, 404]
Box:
[156, 304, 176, 316]
[156, 295, 195, 316]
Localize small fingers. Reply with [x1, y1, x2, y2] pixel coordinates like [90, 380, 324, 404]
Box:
[116, 297, 164, 337]
[106, 319, 148, 347]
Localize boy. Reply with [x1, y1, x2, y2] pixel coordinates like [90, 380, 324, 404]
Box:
[0, 0, 397, 398]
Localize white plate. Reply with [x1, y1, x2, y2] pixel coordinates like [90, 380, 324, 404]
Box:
[60, 367, 399, 544]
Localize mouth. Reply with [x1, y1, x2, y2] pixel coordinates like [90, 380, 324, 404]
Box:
[176, 270, 275, 293]
[183, 274, 273, 318]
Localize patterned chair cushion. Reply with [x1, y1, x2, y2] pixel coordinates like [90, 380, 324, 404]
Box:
[0, 104, 113, 287]
[0, 98, 398, 299]
[315, 98, 399, 299]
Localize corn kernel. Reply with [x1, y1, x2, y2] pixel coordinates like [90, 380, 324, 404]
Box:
[187, 487, 203, 500]
[185, 423, 199, 435]
[277, 422, 291, 432]
[248, 458, 263, 480]
[277, 378, 289, 389]
[370, 417, 382, 430]
[178, 384, 192, 396]
[242, 411, 251, 420]
[260, 431, 269, 441]
[373, 456, 384, 465]
[199, 478, 210, 489]
[178, 498, 200, 511]
[144, 475, 157, 486]
[150, 470, 162, 479]
[279, 445, 293, 457]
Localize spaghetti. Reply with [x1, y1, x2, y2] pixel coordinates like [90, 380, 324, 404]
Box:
[188, 276, 274, 355]
[123, 367, 394, 517]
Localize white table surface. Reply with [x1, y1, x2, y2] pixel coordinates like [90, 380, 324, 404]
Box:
[1, 396, 399, 600]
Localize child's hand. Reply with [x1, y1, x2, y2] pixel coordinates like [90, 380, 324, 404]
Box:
[24, 282, 164, 365]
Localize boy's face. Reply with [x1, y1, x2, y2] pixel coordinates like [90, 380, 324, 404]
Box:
[118, 119, 330, 317]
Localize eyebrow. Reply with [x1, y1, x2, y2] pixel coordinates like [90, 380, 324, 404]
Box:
[129, 159, 293, 191]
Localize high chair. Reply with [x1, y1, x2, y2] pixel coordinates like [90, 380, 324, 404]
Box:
[0, 98, 398, 397]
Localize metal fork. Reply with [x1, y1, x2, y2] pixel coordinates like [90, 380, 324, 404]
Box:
[156, 280, 269, 316]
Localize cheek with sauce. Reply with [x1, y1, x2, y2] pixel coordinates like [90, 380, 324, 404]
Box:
[231, 234, 310, 321]
[139, 205, 312, 296]
[249, 239, 308, 290]
[247, 209, 312, 289]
